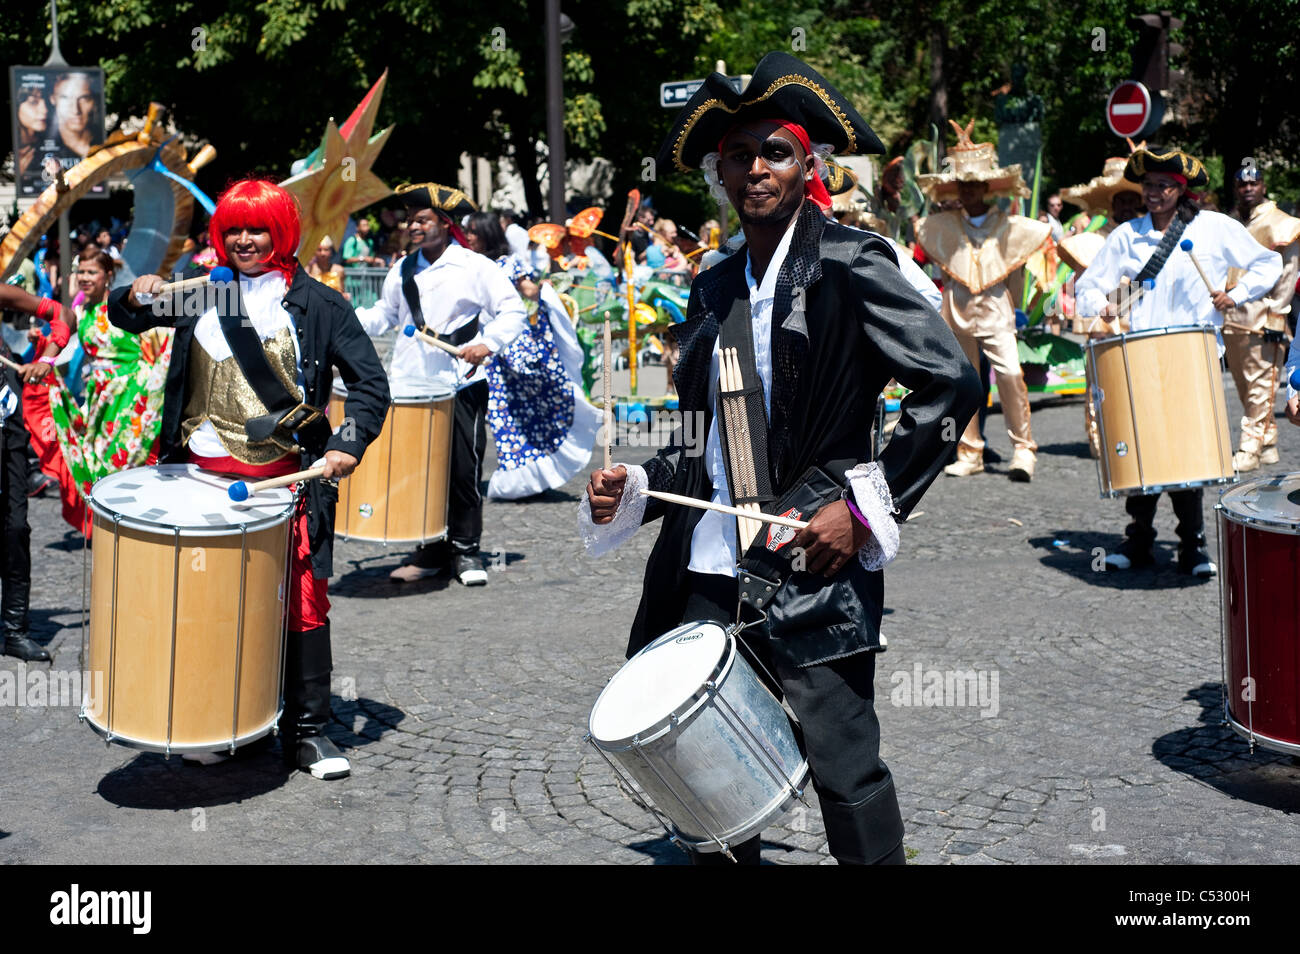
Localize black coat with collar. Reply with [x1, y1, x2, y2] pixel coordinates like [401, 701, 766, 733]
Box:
[107, 267, 390, 578]
[629, 202, 981, 667]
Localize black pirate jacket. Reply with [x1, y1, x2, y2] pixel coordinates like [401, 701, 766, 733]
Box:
[107, 268, 389, 578]
[628, 201, 980, 667]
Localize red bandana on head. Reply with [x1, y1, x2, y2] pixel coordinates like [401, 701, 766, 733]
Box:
[717, 121, 832, 211]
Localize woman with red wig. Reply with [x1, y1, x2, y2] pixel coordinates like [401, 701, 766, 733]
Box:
[109, 178, 390, 779]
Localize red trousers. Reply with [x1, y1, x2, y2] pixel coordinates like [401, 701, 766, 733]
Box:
[187, 451, 330, 631]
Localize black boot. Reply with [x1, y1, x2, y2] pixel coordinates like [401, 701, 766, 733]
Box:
[279, 623, 349, 780]
[2, 525, 47, 662]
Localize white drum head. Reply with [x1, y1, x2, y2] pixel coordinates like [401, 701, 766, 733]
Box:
[334, 378, 453, 404]
[589, 621, 729, 743]
[88, 464, 295, 536]
[1221, 474, 1300, 530]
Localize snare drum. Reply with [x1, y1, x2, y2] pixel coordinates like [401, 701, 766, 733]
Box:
[1086, 325, 1235, 497]
[587, 621, 809, 856]
[81, 464, 293, 754]
[1217, 475, 1300, 755]
[329, 380, 453, 544]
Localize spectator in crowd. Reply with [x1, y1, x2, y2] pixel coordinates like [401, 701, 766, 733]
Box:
[625, 198, 657, 263]
[379, 227, 408, 267]
[651, 218, 688, 271]
[96, 228, 122, 261]
[343, 217, 385, 267]
[1042, 193, 1064, 241]
[306, 235, 348, 298]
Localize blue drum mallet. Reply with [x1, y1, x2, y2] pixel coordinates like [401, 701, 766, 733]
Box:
[227, 465, 326, 502]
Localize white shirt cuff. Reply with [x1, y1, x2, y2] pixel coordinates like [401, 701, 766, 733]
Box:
[578, 464, 649, 556]
[844, 462, 900, 571]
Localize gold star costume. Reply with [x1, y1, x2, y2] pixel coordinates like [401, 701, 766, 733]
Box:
[915, 120, 1050, 480]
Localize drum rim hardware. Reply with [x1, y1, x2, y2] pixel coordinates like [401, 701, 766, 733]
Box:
[86, 463, 294, 537]
[587, 620, 811, 857]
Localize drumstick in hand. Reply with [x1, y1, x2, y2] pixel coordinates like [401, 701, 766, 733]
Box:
[1179, 240, 1217, 295]
[134, 266, 234, 304]
[402, 324, 463, 357]
[640, 489, 809, 530]
[227, 466, 326, 501]
[603, 317, 613, 470]
[0, 353, 23, 373]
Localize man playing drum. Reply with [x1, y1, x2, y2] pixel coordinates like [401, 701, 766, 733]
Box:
[1075, 147, 1281, 577]
[581, 52, 981, 864]
[110, 179, 390, 779]
[355, 184, 528, 587]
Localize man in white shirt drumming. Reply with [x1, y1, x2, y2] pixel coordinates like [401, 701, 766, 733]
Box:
[356, 183, 528, 586]
[1075, 147, 1282, 577]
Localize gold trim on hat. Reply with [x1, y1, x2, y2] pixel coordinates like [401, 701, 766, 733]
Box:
[394, 181, 477, 212]
[670, 74, 857, 172]
[1125, 149, 1207, 185]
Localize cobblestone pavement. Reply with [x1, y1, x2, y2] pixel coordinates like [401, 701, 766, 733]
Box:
[3, 374, 1299, 865]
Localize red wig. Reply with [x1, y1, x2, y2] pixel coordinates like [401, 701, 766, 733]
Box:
[209, 178, 301, 284]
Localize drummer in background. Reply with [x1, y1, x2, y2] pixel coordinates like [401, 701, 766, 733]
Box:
[583, 52, 980, 864]
[1075, 147, 1282, 577]
[355, 183, 527, 587]
[110, 178, 389, 779]
[1225, 164, 1300, 471]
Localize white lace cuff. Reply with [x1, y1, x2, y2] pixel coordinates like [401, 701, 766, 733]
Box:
[578, 464, 649, 556]
[845, 462, 900, 571]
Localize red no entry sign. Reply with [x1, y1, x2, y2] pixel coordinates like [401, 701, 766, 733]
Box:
[1106, 81, 1152, 137]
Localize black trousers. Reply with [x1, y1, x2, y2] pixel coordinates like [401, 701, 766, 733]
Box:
[448, 379, 488, 554]
[1, 417, 32, 637]
[1123, 488, 1205, 553]
[680, 572, 905, 865]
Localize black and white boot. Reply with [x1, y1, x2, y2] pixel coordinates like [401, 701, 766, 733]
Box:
[281, 624, 350, 780]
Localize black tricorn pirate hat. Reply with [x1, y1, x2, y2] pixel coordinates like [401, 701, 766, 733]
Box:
[657, 52, 884, 173]
[394, 182, 478, 217]
[1123, 147, 1209, 189]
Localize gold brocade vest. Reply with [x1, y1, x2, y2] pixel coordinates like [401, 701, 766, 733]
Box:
[1226, 201, 1300, 332]
[182, 326, 302, 464]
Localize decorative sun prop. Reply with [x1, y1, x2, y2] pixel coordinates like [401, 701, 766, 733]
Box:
[281, 70, 394, 265]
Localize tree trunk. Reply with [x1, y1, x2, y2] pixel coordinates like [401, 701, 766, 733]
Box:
[929, 24, 949, 158]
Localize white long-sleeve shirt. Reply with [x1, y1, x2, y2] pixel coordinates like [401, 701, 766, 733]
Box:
[354, 245, 528, 393]
[1075, 210, 1281, 332]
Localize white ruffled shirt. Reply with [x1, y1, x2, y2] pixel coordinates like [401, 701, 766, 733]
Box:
[1075, 210, 1281, 332]
[579, 217, 900, 573]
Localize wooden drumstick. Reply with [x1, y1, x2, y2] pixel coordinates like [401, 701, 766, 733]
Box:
[135, 265, 235, 303]
[640, 488, 809, 530]
[1179, 239, 1217, 296]
[603, 317, 613, 470]
[227, 466, 326, 501]
[720, 347, 763, 549]
[402, 324, 464, 357]
[0, 353, 24, 373]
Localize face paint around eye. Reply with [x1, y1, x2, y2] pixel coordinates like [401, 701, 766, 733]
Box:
[758, 141, 799, 170]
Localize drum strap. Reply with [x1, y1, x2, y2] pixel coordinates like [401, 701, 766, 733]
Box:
[715, 296, 844, 612]
[215, 277, 327, 445]
[401, 252, 480, 346]
[1133, 213, 1189, 286]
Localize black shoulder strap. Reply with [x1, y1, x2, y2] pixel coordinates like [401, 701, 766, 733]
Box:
[400, 251, 480, 346]
[214, 276, 316, 443]
[400, 252, 425, 329]
[1134, 213, 1189, 285]
[716, 294, 775, 509]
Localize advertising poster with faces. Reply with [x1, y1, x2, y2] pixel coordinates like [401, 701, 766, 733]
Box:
[10, 65, 106, 196]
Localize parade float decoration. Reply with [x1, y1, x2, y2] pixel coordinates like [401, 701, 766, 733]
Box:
[1, 102, 215, 285]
